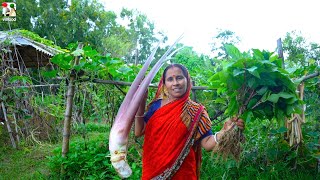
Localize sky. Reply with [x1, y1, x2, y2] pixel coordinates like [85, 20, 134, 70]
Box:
[100, 0, 320, 56]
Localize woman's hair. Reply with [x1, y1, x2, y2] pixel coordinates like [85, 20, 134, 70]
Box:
[162, 64, 189, 84]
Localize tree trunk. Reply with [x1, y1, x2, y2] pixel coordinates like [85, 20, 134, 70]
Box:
[61, 43, 83, 157]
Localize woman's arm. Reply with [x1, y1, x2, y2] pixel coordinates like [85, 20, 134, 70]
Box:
[134, 90, 148, 137]
[200, 131, 224, 151]
[201, 118, 245, 151]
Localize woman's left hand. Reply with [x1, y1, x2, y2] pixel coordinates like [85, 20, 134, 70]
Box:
[223, 117, 245, 131]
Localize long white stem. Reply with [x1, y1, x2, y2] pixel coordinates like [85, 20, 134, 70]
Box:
[109, 35, 183, 178]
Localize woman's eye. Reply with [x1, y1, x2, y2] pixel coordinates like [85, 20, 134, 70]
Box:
[167, 77, 173, 82]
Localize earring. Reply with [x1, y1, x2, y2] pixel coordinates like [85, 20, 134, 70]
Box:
[162, 86, 168, 99]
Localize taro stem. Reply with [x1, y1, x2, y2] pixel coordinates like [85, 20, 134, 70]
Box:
[109, 35, 183, 178]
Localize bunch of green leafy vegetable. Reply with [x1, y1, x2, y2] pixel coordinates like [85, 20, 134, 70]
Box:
[210, 45, 301, 122]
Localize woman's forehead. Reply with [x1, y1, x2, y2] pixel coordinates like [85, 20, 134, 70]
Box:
[165, 67, 184, 77]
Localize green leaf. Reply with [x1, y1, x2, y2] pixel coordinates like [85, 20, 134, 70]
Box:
[247, 66, 260, 78]
[278, 92, 294, 99]
[247, 98, 258, 109]
[214, 97, 227, 105]
[268, 94, 280, 103]
[42, 70, 58, 78]
[224, 44, 242, 60]
[278, 127, 288, 133]
[257, 86, 268, 95]
[71, 49, 84, 56]
[233, 69, 245, 76]
[261, 90, 271, 102]
[117, 65, 132, 74]
[252, 49, 264, 60]
[247, 78, 256, 88]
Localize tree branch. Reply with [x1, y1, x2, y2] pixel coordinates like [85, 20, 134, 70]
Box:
[301, 71, 320, 82]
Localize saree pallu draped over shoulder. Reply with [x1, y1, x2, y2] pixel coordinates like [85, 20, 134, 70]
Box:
[142, 97, 204, 180]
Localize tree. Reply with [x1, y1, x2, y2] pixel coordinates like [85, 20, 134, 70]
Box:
[210, 29, 241, 59]
[120, 8, 166, 64]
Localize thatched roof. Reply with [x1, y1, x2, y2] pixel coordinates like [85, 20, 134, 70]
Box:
[0, 30, 63, 68]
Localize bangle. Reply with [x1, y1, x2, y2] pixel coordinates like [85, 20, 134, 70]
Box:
[135, 115, 144, 118]
[213, 132, 220, 144]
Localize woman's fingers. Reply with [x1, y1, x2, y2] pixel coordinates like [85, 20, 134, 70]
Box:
[236, 119, 245, 129]
[223, 118, 245, 131]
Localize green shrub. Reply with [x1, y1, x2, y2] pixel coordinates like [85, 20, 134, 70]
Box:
[47, 133, 118, 179]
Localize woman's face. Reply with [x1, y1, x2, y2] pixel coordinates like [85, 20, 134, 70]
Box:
[164, 66, 188, 100]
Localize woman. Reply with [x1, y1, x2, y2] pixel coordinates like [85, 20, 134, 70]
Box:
[135, 64, 244, 179]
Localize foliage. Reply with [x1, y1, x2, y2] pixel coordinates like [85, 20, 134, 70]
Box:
[209, 45, 301, 122]
[120, 8, 166, 64]
[47, 130, 142, 179]
[48, 133, 115, 179]
[202, 119, 319, 179]
[1, 0, 165, 61]
[210, 29, 241, 59]
[9, 29, 65, 51]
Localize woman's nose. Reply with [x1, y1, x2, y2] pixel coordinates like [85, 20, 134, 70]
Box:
[173, 78, 179, 85]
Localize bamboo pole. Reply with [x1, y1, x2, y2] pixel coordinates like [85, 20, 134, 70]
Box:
[13, 113, 20, 143]
[3, 81, 210, 90]
[61, 43, 83, 158]
[1, 101, 17, 148]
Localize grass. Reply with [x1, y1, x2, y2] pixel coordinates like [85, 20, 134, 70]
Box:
[0, 143, 55, 180]
[0, 123, 110, 180]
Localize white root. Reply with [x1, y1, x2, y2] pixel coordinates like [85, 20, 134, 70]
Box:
[110, 146, 132, 178]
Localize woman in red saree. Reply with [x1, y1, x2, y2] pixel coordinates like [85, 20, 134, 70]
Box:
[135, 64, 244, 179]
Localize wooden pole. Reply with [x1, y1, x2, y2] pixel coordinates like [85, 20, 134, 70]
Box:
[61, 43, 83, 158]
[13, 113, 20, 143]
[191, 81, 197, 102]
[1, 101, 17, 148]
[277, 38, 285, 68]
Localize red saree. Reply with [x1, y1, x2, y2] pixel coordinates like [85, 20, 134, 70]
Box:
[142, 73, 206, 180]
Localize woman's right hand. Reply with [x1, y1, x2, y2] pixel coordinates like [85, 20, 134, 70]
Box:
[223, 117, 245, 131]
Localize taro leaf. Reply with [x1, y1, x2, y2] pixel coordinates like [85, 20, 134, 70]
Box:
[117, 65, 132, 74]
[247, 66, 260, 78]
[226, 96, 238, 115]
[83, 46, 98, 57]
[51, 54, 73, 70]
[233, 69, 245, 76]
[99, 56, 109, 65]
[247, 98, 258, 109]
[242, 111, 253, 123]
[252, 49, 264, 60]
[270, 56, 283, 68]
[268, 92, 295, 103]
[224, 44, 242, 60]
[257, 86, 268, 95]
[268, 94, 280, 103]
[261, 90, 271, 102]
[247, 78, 256, 88]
